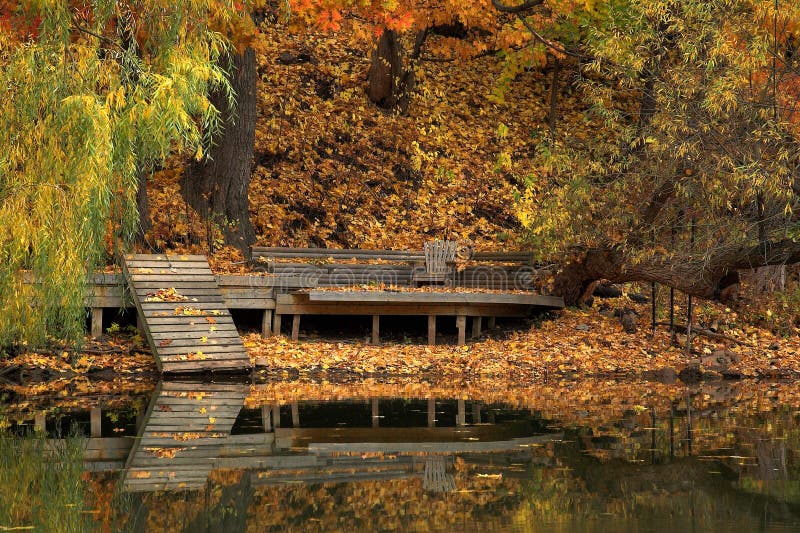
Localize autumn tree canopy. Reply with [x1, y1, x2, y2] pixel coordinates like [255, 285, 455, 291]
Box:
[507, 0, 800, 303]
[0, 0, 242, 346]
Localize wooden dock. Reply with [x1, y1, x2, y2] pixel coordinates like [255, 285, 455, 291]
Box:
[277, 290, 564, 345]
[122, 381, 247, 492]
[122, 254, 251, 373]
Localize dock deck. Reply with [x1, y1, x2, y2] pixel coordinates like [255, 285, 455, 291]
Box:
[277, 289, 564, 345]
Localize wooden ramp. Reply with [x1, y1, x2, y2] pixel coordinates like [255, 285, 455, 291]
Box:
[122, 382, 247, 492]
[122, 254, 251, 373]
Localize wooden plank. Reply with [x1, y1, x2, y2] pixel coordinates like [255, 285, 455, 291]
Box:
[145, 320, 238, 329]
[133, 282, 221, 290]
[150, 331, 241, 341]
[157, 344, 248, 355]
[221, 299, 274, 310]
[151, 337, 241, 348]
[124, 260, 211, 269]
[129, 274, 218, 283]
[141, 316, 234, 326]
[125, 254, 208, 261]
[216, 274, 276, 287]
[305, 290, 564, 307]
[160, 382, 248, 393]
[276, 302, 531, 318]
[130, 268, 213, 276]
[155, 394, 249, 402]
[162, 360, 249, 372]
[135, 287, 229, 296]
[251, 246, 423, 258]
[160, 351, 247, 362]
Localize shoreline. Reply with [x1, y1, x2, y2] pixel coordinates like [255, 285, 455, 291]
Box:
[2, 302, 798, 383]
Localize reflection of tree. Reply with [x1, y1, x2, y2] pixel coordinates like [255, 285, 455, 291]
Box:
[538, 428, 800, 530]
[180, 475, 254, 533]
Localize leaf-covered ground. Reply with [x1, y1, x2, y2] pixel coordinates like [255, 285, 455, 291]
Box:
[146, 23, 576, 251]
[245, 298, 800, 380]
[4, 295, 798, 386]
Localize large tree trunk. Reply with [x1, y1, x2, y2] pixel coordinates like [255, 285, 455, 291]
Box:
[367, 30, 415, 113]
[181, 47, 256, 256]
[553, 240, 800, 306]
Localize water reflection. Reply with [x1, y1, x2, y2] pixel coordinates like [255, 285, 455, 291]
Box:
[3, 379, 800, 532]
[123, 382, 248, 492]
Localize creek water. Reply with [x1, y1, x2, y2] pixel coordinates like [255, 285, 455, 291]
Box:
[2, 379, 800, 532]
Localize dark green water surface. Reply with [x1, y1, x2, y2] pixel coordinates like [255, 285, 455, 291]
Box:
[2, 379, 800, 532]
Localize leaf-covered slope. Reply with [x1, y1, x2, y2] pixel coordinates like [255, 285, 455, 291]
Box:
[149, 23, 586, 251]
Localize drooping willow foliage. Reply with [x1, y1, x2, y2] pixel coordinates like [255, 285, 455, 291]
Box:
[0, 0, 239, 348]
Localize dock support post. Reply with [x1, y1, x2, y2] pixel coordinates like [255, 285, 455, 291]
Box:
[456, 315, 467, 345]
[90, 407, 102, 438]
[372, 398, 380, 428]
[261, 405, 272, 432]
[272, 405, 281, 428]
[372, 315, 380, 345]
[488, 316, 496, 329]
[273, 313, 282, 336]
[291, 402, 300, 428]
[261, 309, 273, 338]
[291, 315, 300, 341]
[136, 313, 144, 335]
[91, 308, 103, 338]
[472, 402, 482, 424]
[471, 316, 482, 339]
[427, 316, 436, 345]
[457, 399, 466, 426]
[427, 398, 436, 428]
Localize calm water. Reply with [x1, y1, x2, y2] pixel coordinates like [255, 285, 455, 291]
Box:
[2, 379, 800, 532]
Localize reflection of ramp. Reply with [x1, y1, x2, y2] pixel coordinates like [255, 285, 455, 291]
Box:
[122, 254, 250, 373]
[122, 382, 246, 492]
[423, 456, 455, 493]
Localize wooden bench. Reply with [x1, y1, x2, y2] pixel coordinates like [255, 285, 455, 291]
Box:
[250, 247, 425, 291]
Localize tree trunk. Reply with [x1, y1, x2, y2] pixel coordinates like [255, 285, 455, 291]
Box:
[553, 239, 800, 306]
[181, 47, 256, 256]
[367, 30, 415, 113]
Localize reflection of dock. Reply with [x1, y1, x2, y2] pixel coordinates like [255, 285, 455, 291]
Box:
[47, 390, 562, 492]
[122, 382, 247, 492]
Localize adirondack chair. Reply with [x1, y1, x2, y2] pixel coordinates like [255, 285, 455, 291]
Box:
[422, 456, 455, 493]
[412, 240, 457, 286]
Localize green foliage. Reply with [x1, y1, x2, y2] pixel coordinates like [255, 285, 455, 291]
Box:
[0, 1, 234, 348]
[514, 0, 800, 266]
[0, 434, 90, 532]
